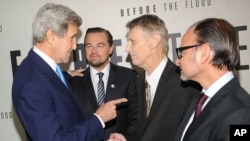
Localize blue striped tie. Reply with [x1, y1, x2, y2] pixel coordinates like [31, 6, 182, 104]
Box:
[97, 72, 105, 105]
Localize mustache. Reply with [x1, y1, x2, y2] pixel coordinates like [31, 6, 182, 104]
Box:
[89, 53, 100, 57]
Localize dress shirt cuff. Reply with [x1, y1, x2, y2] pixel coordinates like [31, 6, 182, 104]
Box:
[94, 113, 105, 128]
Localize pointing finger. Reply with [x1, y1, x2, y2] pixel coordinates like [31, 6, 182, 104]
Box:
[109, 98, 128, 105]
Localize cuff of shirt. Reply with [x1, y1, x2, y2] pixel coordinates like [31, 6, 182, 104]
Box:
[94, 113, 105, 128]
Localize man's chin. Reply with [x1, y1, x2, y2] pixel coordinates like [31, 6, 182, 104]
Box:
[131, 60, 140, 67]
[61, 58, 69, 64]
[90, 62, 104, 68]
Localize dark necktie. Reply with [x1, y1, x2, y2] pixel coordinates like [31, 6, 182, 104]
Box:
[183, 93, 208, 140]
[145, 81, 152, 117]
[56, 65, 68, 88]
[97, 72, 105, 105]
[193, 93, 208, 120]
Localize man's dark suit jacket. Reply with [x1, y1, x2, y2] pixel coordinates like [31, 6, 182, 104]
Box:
[69, 63, 137, 140]
[175, 77, 250, 141]
[12, 49, 105, 141]
[136, 58, 201, 141]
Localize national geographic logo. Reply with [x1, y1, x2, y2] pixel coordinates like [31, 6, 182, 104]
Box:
[0, 111, 13, 120]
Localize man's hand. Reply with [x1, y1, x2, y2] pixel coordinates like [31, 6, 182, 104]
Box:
[69, 68, 85, 77]
[95, 98, 127, 122]
[107, 133, 127, 141]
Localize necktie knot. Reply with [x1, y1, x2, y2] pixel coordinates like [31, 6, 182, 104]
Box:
[97, 72, 104, 79]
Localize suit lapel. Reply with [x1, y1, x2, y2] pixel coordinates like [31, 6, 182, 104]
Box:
[146, 61, 175, 122]
[105, 64, 118, 101]
[30, 50, 70, 94]
[175, 98, 197, 141]
[180, 95, 200, 140]
[140, 60, 179, 134]
[29, 49, 85, 119]
[137, 72, 148, 136]
[84, 69, 99, 108]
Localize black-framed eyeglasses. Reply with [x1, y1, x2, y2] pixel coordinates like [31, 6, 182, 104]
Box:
[176, 44, 202, 59]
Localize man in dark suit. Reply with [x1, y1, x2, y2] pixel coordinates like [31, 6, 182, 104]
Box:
[108, 14, 201, 141]
[175, 18, 250, 141]
[12, 3, 126, 141]
[69, 27, 137, 140]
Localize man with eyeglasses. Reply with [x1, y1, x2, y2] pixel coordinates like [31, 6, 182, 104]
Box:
[175, 18, 250, 141]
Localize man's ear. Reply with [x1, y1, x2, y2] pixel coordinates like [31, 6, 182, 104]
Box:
[109, 44, 114, 55]
[200, 44, 212, 64]
[46, 29, 55, 45]
[151, 34, 161, 49]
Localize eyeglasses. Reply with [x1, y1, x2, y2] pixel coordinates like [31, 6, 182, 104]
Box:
[176, 44, 202, 59]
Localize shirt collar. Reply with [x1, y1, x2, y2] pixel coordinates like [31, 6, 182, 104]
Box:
[146, 57, 168, 84]
[90, 63, 110, 78]
[33, 46, 57, 72]
[202, 71, 234, 98]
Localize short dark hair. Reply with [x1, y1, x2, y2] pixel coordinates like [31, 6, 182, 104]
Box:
[84, 27, 113, 47]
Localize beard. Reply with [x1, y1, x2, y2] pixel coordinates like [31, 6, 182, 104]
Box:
[89, 60, 107, 68]
[180, 73, 189, 81]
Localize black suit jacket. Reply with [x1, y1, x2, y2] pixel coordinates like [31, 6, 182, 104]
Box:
[69, 63, 137, 140]
[136, 58, 201, 141]
[175, 77, 250, 141]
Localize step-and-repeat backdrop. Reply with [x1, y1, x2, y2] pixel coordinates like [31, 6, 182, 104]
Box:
[1, 0, 249, 140]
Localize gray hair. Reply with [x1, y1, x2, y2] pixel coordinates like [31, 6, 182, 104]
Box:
[126, 14, 169, 54]
[32, 3, 82, 43]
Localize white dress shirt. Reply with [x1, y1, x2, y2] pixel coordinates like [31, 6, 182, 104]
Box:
[145, 57, 168, 105]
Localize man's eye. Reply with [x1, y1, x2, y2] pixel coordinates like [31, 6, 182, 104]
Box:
[97, 43, 106, 48]
[85, 45, 92, 48]
[97, 45, 104, 48]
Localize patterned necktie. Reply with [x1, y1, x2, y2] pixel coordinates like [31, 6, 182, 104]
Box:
[97, 72, 105, 105]
[145, 81, 152, 117]
[56, 65, 68, 88]
[193, 93, 208, 120]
